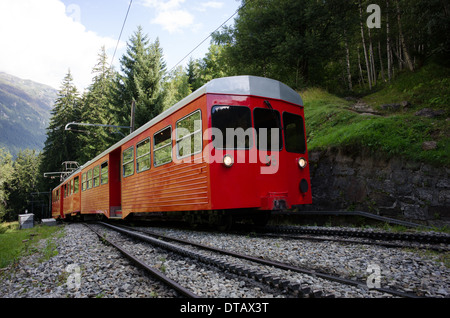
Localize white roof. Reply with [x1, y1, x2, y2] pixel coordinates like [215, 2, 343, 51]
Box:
[56, 76, 302, 187]
[205, 75, 303, 106]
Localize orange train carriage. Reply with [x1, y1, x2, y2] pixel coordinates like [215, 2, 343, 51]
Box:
[52, 76, 312, 226]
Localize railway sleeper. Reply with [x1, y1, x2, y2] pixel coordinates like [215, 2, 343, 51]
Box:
[270, 225, 450, 245]
[100, 223, 334, 298]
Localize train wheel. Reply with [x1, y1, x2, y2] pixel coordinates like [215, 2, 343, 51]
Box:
[217, 213, 234, 231]
[252, 211, 271, 227]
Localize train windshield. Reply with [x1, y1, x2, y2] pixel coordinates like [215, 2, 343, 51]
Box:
[283, 112, 306, 154]
[254, 108, 282, 151]
[211, 106, 252, 149]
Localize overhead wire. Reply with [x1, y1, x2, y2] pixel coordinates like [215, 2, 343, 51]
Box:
[110, 0, 133, 68]
[109, 0, 252, 73]
[167, 0, 253, 73]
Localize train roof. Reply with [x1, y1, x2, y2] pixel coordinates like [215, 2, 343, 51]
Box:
[203, 75, 303, 106]
[54, 76, 303, 188]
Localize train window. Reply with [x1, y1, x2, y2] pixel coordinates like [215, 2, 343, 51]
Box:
[93, 166, 100, 187]
[136, 138, 151, 173]
[154, 126, 172, 167]
[123, 146, 134, 177]
[70, 179, 74, 195]
[211, 106, 253, 149]
[82, 173, 87, 191]
[101, 161, 108, 185]
[283, 112, 306, 154]
[254, 108, 282, 151]
[87, 169, 93, 189]
[74, 177, 79, 194]
[176, 110, 202, 159]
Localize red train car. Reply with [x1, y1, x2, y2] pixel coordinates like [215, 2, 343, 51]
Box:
[52, 172, 81, 219]
[51, 76, 312, 226]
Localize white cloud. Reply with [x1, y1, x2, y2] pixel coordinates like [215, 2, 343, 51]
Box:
[0, 0, 119, 90]
[151, 9, 194, 33]
[197, 1, 224, 11]
[140, 0, 195, 33]
[142, 0, 186, 11]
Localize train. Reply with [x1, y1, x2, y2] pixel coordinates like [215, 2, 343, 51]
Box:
[51, 75, 312, 228]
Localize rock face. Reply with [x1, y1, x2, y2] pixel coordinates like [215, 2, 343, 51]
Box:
[299, 148, 450, 226]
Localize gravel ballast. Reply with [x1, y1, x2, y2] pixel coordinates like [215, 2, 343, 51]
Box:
[0, 223, 448, 298]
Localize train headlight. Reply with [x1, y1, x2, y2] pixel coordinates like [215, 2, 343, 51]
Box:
[298, 157, 307, 169]
[223, 154, 234, 168]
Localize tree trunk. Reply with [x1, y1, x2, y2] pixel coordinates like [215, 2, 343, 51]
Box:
[359, 0, 372, 89]
[395, 0, 414, 71]
[378, 40, 385, 82]
[368, 27, 377, 86]
[357, 46, 365, 86]
[441, 0, 449, 17]
[344, 30, 353, 91]
[397, 37, 403, 70]
[386, 0, 392, 81]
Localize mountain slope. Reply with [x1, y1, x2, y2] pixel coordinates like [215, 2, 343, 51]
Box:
[0, 72, 57, 156]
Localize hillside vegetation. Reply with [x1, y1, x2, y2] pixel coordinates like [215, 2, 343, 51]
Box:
[302, 63, 450, 166]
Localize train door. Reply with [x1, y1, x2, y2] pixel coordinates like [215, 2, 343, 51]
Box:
[60, 185, 65, 219]
[109, 148, 122, 218]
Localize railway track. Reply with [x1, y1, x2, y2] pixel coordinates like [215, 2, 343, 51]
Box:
[87, 222, 315, 298]
[84, 223, 198, 298]
[255, 225, 450, 252]
[263, 225, 450, 245]
[89, 222, 430, 298]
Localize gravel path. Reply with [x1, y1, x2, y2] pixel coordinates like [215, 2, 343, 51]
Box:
[0, 223, 448, 298]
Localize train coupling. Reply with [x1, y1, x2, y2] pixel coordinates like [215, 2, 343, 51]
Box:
[261, 192, 289, 212]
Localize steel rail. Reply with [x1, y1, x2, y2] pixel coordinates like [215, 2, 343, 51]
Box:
[286, 210, 433, 229]
[99, 222, 319, 297]
[109, 223, 423, 298]
[258, 232, 450, 252]
[264, 225, 450, 244]
[84, 223, 199, 298]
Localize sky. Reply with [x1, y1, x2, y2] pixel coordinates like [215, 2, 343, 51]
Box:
[0, 0, 241, 91]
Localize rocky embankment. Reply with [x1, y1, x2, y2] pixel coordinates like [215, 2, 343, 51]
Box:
[299, 147, 449, 227]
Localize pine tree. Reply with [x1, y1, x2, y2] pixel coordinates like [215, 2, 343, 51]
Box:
[40, 70, 81, 188]
[78, 46, 118, 164]
[0, 148, 13, 220]
[4, 149, 41, 221]
[163, 66, 192, 111]
[186, 57, 203, 91]
[114, 26, 167, 130]
[198, 44, 230, 84]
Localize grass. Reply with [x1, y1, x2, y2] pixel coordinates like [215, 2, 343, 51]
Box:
[362, 63, 450, 114]
[0, 222, 64, 269]
[301, 63, 450, 167]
